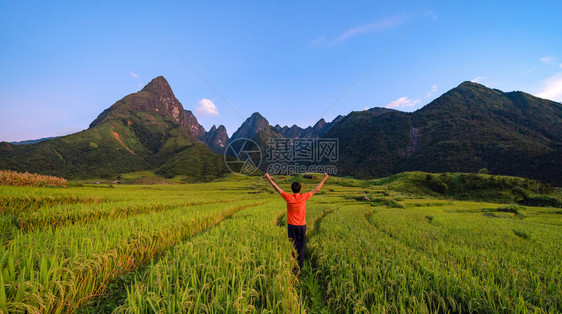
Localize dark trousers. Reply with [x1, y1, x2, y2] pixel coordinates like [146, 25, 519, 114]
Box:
[287, 224, 306, 268]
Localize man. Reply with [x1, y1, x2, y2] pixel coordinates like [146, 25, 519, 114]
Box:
[265, 172, 329, 269]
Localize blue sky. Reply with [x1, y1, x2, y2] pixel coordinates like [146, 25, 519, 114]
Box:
[1, 1, 561, 141]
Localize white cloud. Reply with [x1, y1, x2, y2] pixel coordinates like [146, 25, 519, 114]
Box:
[311, 35, 326, 46]
[540, 56, 555, 64]
[385, 97, 420, 110]
[424, 9, 438, 20]
[195, 98, 219, 116]
[426, 84, 438, 98]
[471, 76, 486, 83]
[535, 72, 562, 102]
[129, 72, 139, 78]
[559, 63, 562, 68]
[333, 16, 408, 44]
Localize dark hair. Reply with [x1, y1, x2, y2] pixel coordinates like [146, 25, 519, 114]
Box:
[291, 182, 302, 193]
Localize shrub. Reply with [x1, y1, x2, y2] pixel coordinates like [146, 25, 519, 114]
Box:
[370, 197, 406, 208]
[519, 194, 562, 208]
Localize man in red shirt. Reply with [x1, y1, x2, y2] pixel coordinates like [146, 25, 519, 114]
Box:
[265, 172, 329, 269]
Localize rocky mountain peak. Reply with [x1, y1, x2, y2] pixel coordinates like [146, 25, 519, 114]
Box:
[88, 76, 196, 143]
[184, 110, 206, 139]
[141, 76, 174, 97]
[313, 118, 326, 130]
[230, 112, 269, 141]
[202, 124, 229, 153]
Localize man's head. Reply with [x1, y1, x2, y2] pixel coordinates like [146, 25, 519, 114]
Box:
[291, 182, 302, 193]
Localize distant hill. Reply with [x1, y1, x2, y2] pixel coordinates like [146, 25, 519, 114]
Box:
[273, 115, 346, 139]
[9, 136, 59, 145]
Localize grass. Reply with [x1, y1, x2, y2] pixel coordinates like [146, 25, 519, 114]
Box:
[0, 170, 67, 187]
[0, 172, 560, 313]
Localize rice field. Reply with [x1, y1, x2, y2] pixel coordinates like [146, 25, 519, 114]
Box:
[0, 174, 560, 313]
[0, 171, 67, 188]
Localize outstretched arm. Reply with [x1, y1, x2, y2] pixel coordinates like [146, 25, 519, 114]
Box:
[310, 173, 329, 195]
[265, 173, 284, 195]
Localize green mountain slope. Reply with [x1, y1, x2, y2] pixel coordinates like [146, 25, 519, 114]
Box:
[0, 77, 227, 180]
[399, 82, 561, 183]
[324, 82, 562, 184]
[323, 108, 411, 177]
[0, 122, 151, 178]
[156, 143, 230, 181]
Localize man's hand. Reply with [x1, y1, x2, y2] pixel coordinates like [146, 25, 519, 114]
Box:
[310, 173, 329, 195]
[265, 173, 283, 194]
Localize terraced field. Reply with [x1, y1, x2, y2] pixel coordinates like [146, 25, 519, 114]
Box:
[0, 174, 560, 313]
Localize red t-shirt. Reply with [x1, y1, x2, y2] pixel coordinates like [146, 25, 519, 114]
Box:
[281, 191, 312, 226]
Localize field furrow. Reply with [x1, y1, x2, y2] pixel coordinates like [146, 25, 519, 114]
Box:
[0, 198, 267, 312]
[365, 204, 562, 311]
[296, 199, 339, 313]
[110, 200, 304, 313]
[307, 202, 561, 313]
[14, 199, 237, 233]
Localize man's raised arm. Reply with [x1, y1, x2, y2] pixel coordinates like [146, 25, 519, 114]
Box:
[310, 173, 329, 195]
[265, 173, 284, 194]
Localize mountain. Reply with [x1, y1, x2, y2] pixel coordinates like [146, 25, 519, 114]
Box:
[185, 110, 228, 154]
[273, 115, 346, 139]
[322, 108, 412, 177]
[9, 136, 60, 145]
[230, 112, 270, 141]
[241, 82, 560, 184]
[90, 77, 193, 135]
[182, 109, 228, 153]
[201, 125, 228, 153]
[1, 78, 560, 184]
[323, 82, 562, 184]
[211, 81, 560, 184]
[184, 110, 206, 139]
[401, 82, 562, 183]
[0, 76, 229, 180]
